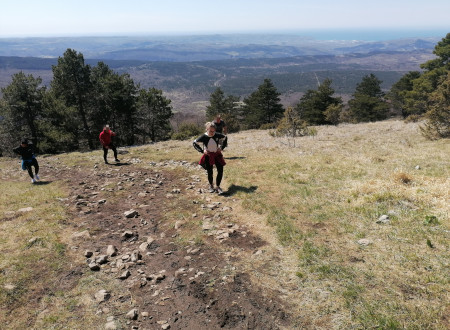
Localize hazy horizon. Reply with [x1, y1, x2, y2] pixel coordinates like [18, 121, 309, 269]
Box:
[0, 28, 447, 42]
[1, 0, 449, 39]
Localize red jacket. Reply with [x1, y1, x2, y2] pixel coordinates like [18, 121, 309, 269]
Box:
[199, 152, 226, 169]
[99, 129, 116, 146]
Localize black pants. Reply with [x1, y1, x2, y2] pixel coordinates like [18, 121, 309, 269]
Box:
[24, 158, 39, 178]
[204, 156, 224, 187]
[103, 144, 117, 162]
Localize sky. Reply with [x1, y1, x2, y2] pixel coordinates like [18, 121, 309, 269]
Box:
[0, 0, 449, 38]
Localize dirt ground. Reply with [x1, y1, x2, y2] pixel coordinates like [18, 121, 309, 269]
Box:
[40, 156, 289, 329]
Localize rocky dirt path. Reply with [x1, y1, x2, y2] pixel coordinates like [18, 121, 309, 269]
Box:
[44, 157, 288, 329]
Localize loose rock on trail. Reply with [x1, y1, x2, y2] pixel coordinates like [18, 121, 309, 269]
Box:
[46, 157, 289, 329]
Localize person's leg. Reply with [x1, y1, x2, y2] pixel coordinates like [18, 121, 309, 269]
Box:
[32, 158, 40, 180]
[215, 163, 224, 187]
[110, 143, 119, 161]
[103, 146, 109, 163]
[25, 163, 34, 179]
[204, 157, 215, 191]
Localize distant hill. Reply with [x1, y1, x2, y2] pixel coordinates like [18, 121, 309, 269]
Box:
[0, 34, 438, 113]
[0, 35, 440, 61]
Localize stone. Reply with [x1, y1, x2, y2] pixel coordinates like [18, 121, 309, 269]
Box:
[88, 262, 100, 271]
[122, 231, 134, 238]
[357, 239, 371, 246]
[84, 250, 93, 258]
[124, 210, 139, 218]
[139, 242, 149, 252]
[126, 309, 138, 320]
[72, 230, 91, 239]
[174, 221, 182, 230]
[175, 268, 187, 277]
[4, 284, 16, 291]
[18, 207, 33, 213]
[131, 251, 141, 262]
[106, 245, 118, 257]
[96, 255, 108, 265]
[119, 270, 131, 280]
[376, 215, 390, 224]
[202, 222, 214, 231]
[104, 321, 117, 330]
[94, 289, 111, 303]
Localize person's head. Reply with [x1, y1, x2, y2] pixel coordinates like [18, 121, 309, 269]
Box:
[21, 139, 28, 147]
[104, 124, 110, 131]
[205, 122, 216, 136]
[215, 114, 221, 122]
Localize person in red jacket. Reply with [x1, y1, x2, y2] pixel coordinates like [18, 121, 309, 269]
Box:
[99, 125, 119, 164]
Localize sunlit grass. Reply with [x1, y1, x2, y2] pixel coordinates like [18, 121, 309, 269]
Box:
[0, 119, 448, 329]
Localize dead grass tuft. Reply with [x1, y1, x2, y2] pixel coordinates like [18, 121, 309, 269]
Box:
[394, 171, 413, 185]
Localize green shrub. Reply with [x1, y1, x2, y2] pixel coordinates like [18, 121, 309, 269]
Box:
[171, 122, 203, 140]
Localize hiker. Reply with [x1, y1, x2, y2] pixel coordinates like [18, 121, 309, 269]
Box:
[99, 125, 119, 164]
[193, 122, 227, 194]
[212, 114, 227, 135]
[13, 139, 40, 183]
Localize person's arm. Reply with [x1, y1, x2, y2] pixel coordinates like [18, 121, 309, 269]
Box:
[223, 121, 227, 135]
[99, 132, 107, 147]
[12, 146, 21, 155]
[193, 135, 205, 153]
[218, 134, 227, 150]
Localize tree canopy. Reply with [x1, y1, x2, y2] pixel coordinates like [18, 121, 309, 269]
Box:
[242, 78, 284, 129]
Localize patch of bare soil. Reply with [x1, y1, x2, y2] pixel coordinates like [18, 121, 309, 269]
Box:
[46, 159, 289, 329]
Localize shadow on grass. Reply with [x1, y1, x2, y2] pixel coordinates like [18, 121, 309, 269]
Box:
[33, 181, 52, 185]
[106, 162, 131, 167]
[224, 156, 246, 160]
[223, 184, 258, 197]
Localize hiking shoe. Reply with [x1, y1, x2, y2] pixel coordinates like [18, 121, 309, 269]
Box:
[216, 186, 224, 195]
[31, 178, 36, 184]
[34, 174, 40, 181]
[115, 158, 120, 162]
[208, 185, 216, 193]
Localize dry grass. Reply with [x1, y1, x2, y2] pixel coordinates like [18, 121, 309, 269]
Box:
[0, 119, 448, 329]
[156, 119, 448, 329]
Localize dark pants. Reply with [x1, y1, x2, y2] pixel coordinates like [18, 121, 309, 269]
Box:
[22, 158, 39, 178]
[103, 144, 117, 162]
[204, 155, 224, 187]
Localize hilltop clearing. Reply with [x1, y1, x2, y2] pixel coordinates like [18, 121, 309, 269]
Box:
[0, 120, 449, 329]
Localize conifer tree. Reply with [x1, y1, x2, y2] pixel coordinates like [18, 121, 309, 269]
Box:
[348, 74, 389, 122]
[137, 87, 173, 143]
[0, 72, 45, 148]
[295, 78, 342, 125]
[242, 78, 284, 129]
[51, 49, 94, 149]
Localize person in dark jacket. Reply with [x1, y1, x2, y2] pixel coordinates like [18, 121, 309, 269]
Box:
[212, 114, 227, 134]
[13, 139, 40, 183]
[193, 122, 227, 194]
[99, 125, 119, 164]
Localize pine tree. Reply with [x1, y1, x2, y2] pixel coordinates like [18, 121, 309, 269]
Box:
[420, 72, 450, 139]
[137, 88, 173, 143]
[242, 78, 284, 129]
[51, 49, 94, 149]
[0, 71, 45, 148]
[295, 78, 342, 125]
[348, 74, 389, 122]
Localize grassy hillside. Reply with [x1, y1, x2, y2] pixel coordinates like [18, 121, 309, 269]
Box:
[0, 120, 448, 329]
